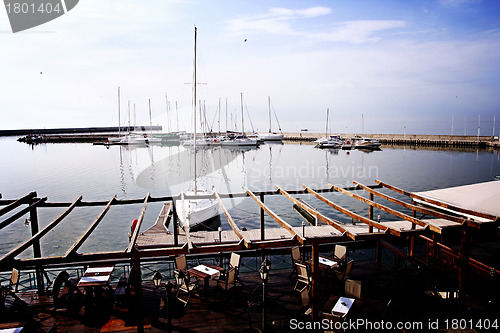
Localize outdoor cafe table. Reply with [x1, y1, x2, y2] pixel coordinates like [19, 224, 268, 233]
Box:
[306, 255, 339, 274]
[77, 265, 115, 302]
[323, 295, 356, 318]
[188, 264, 224, 290]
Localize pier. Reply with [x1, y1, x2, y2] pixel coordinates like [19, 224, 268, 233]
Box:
[1, 180, 499, 332]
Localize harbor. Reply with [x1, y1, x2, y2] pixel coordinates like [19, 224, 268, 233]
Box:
[9, 127, 500, 148]
[1, 179, 499, 332]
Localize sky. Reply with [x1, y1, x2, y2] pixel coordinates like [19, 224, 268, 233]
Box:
[1, 0, 499, 135]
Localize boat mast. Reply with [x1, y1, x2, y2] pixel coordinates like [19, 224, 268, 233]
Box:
[241, 93, 244, 134]
[118, 86, 121, 136]
[148, 99, 153, 137]
[325, 108, 329, 138]
[268, 96, 272, 133]
[193, 26, 198, 193]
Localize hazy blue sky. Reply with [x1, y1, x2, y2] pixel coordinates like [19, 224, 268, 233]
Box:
[1, 0, 499, 135]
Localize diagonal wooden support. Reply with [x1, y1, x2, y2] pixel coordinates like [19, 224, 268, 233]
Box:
[127, 193, 150, 253]
[302, 185, 396, 236]
[353, 181, 468, 226]
[214, 189, 252, 248]
[277, 186, 356, 240]
[0, 197, 47, 231]
[376, 180, 491, 228]
[65, 195, 116, 257]
[246, 187, 306, 244]
[0, 192, 37, 217]
[1, 196, 83, 263]
[330, 184, 431, 232]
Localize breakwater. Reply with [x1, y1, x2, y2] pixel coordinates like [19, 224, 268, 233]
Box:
[0, 125, 162, 137]
[283, 132, 500, 148]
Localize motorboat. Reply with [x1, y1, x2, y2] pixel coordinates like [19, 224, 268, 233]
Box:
[354, 137, 382, 149]
[315, 135, 343, 149]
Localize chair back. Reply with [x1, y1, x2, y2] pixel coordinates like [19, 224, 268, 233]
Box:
[296, 263, 309, 280]
[229, 253, 241, 271]
[10, 268, 20, 292]
[334, 245, 347, 262]
[322, 312, 343, 332]
[175, 255, 187, 271]
[291, 246, 301, 262]
[345, 279, 361, 299]
[300, 286, 310, 307]
[344, 260, 354, 279]
[226, 267, 236, 285]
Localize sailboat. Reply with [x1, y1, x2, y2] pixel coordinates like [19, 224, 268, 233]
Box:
[176, 27, 219, 230]
[221, 93, 259, 147]
[315, 108, 343, 148]
[258, 96, 284, 141]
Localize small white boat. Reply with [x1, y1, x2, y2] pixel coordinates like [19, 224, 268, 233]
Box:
[258, 132, 284, 141]
[354, 137, 381, 149]
[176, 191, 219, 230]
[315, 135, 343, 149]
[221, 134, 259, 147]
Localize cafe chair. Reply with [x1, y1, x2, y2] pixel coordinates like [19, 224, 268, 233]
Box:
[321, 311, 344, 333]
[294, 263, 311, 292]
[333, 260, 354, 283]
[333, 245, 347, 264]
[344, 279, 361, 300]
[113, 272, 131, 307]
[299, 286, 313, 317]
[52, 270, 81, 312]
[289, 246, 303, 278]
[175, 255, 188, 274]
[216, 267, 237, 295]
[229, 253, 242, 285]
[174, 270, 199, 307]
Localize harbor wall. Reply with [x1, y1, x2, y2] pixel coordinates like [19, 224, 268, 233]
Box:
[283, 132, 500, 148]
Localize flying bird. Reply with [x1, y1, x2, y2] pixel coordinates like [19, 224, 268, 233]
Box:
[244, 39, 247, 42]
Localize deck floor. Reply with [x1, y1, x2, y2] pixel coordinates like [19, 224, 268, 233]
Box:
[2, 259, 497, 333]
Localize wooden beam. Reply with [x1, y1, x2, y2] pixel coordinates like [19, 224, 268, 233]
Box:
[214, 189, 252, 248]
[246, 188, 306, 244]
[126, 194, 150, 253]
[0, 192, 36, 217]
[0, 196, 82, 263]
[331, 184, 432, 232]
[277, 186, 356, 240]
[354, 181, 467, 225]
[303, 186, 398, 236]
[65, 195, 116, 257]
[376, 180, 493, 227]
[0, 197, 47, 230]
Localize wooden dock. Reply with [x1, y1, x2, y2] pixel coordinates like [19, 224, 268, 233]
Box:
[1, 180, 499, 332]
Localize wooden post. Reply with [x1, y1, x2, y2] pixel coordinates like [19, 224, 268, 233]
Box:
[29, 197, 45, 295]
[131, 252, 144, 333]
[311, 241, 319, 322]
[172, 200, 178, 247]
[368, 193, 374, 220]
[260, 193, 265, 241]
[458, 225, 470, 304]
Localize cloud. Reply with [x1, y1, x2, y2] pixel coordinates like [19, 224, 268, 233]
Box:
[439, 0, 483, 7]
[226, 6, 331, 35]
[311, 20, 406, 43]
[226, 7, 405, 44]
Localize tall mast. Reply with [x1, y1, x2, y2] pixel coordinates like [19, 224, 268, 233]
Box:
[241, 92, 244, 134]
[148, 99, 153, 137]
[193, 26, 197, 192]
[117, 86, 121, 136]
[268, 96, 271, 133]
[325, 108, 329, 137]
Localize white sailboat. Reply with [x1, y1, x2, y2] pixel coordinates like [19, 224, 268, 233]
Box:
[315, 108, 343, 148]
[258, 96, 284, 141]
[176, 27, 219, 230]
[221, 93, 259, 147]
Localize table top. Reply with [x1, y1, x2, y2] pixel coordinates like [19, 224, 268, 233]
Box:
[332, 297, 355, 316]
[77, 265, 115, 287]
[306, 255, 339, 270]
[188, 264, 224, 280]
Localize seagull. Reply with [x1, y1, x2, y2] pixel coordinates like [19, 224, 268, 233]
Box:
[244, 39, 247, 42]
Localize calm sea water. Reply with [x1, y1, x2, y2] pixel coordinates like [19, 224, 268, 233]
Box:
[1, 136, 499, 258]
